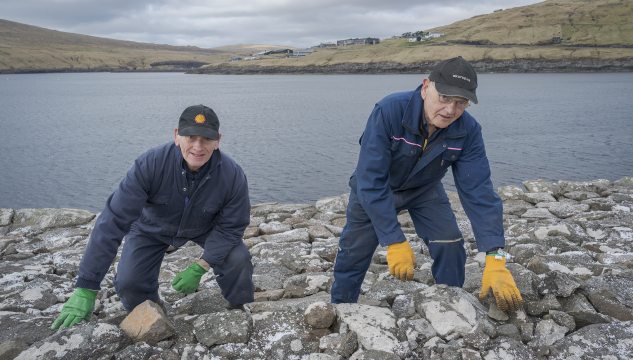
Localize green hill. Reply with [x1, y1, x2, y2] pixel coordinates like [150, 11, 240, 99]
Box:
[2, 0, 633, 73]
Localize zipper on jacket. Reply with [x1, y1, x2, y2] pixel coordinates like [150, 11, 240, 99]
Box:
[416, 133, 466, 162]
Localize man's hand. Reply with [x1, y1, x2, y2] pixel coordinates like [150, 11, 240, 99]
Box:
[51, 287, 98, 330]
[479, 255, 523, 313]
[386, 241, 417, 281]
[172, 261, 207, 294]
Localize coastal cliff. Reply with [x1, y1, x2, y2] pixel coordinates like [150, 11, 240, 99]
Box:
[1, 176, 632, 359]
[188, 58, 633, 75]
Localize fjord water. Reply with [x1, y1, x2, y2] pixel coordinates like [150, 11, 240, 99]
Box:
[1, 72, 632, 213]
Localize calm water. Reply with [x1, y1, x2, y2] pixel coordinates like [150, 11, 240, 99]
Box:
[1, 72, 632, 213]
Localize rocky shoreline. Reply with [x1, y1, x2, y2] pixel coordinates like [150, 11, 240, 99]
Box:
[187, 58, 633, 75]
[3, 58, 633, 75]
[1, 176, 632, 359]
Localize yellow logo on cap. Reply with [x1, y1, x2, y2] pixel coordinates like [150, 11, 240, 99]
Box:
[195, 114, 206, 123]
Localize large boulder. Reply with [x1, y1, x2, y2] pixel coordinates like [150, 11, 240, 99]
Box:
[14, 323, 132, 360]
[193, 310, 252, 346]
[334, 303, 399, 353]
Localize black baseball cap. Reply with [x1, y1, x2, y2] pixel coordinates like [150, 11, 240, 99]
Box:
[429, 56, 478, 104]
[178, 105, 220, 140]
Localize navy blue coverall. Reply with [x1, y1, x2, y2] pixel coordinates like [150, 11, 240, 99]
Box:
[76, 142, 254, 312]
[331, 84, 505, 303]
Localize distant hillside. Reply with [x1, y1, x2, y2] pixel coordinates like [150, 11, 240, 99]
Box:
[431, 0, 633, 46]
[194, 0, 633, 74]
[0, 19, 286, 73]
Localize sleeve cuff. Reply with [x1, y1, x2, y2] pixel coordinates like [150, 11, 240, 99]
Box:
[76, 277, 101, 291]
[377, 229, 407, 247]
[475, 235, 506, 253]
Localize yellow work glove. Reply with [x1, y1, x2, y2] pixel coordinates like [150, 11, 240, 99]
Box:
[386, 241, 417, 281]
[479, 254, 523, 313]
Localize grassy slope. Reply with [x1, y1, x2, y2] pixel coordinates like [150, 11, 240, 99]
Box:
[0, 20, 291, 71]
[2, 0, 632, 72]
[205, 0, 633, 70]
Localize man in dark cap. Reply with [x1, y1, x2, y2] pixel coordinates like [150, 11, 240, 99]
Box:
[52, 105, 254, 330]
[331, 57, 523, 313]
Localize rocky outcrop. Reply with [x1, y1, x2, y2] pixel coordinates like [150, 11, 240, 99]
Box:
[0, 176, 632, 359]
[187, 58, 633, 75]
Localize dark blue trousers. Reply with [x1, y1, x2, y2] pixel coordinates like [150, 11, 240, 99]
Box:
[114, 227, 254, 313]
[331, 181, 466, 303]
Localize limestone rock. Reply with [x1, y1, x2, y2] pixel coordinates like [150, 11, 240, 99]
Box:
[261, 228, 310, 243]
[521, 192, 556, 204]
[193, 310, 252, 346]
[587, 289, 633, 321]
[497, 185, 524, 201]
[538, 271, 581, 297]
[304, 301, 336, 328]
[0, 338, 28, 360]
[549, 321, 633, 359]
[315, 194, 349, 214]
[11, 209, 95, 234]
[483, 337, 538, 359]
[14, 323, 132, 360]
[258, 221, 292, 235]
[119, 300, 174, 346]
[319, 331, 357, 358]
[334, 303, 398, 353]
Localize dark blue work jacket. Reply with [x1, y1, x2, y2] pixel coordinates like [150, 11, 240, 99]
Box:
[77, 142, 251, 288]
[355, 84, 504, 252]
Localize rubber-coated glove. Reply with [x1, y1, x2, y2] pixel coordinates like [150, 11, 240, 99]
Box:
[386, 241, 417, 281]
[479, 255, 523, 313]
[51, 287, 98, 330]
[172, 261, 207, 294]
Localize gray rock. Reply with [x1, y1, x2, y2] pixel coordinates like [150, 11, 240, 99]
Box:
[582, 197, 616, 211]
[506, 263, 541, 302]
[521, 192, 556, 204]
[529, 319, 568, 347]
[462, 326, 489, 350]
[269, 334, 318, 360]
[172, 288, 231, 315]
[549, 321, 633, 359]
[248, 310, 311, 353]
[311, 240, 339, 263]
[319, 331, 358, 358]
[497, 185, 524, 201]
[519, 322, 534, 342]
[258, 221, 292, 235]
[521, 208, 556, 219]
[483, 337, 538, 359]
[0, 338, 28, 360]
[14, 323, 132, 360]
[563, 191, 600, 201]
[193, 310, 252, 346]
[171, 314, 197, 343]
[364, 279, 428, 304]
[307, 225, 333, 241]
[113, 344, 162, 360]
[391, 294, 416, 319]
[496, 324, 521, 342]
[251, 203, 315, 216]
[334, 303, 398, 353]
[614, 176, 633, 189]
[252, 260, 295, 291]
[413, 285, 495, 339]
[502, 200, 534, 216]
[547, 203, 590, 218]
[538, 271, 581, 297]
[0, 312, 55, 345]
[348, 349, 401, 360]
[523, 180, 561, 195]
[558, 179, 611, 194]
[584, 275, 633, 308]
[11, 209, 95, 234]
[304, 302, 336, 328]
[397, 318, 437, 345]
[548, 310, 575, 331]
[587, 289, 633, 321]
[315, 194, 349, 214]
[261, 228, 310, 243]
[0, 209, 15, 227]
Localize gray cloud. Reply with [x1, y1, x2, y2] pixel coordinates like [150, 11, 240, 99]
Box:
[2, 0, 542, 48]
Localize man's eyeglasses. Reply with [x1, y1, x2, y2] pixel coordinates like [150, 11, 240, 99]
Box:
[430, 82, 470, 110]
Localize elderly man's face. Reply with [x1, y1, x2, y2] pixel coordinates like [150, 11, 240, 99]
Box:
[174, 129, 221, 171]
[421, 78, 468, 130]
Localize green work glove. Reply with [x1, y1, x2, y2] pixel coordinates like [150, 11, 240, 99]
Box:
[172, 261, 207, 294]
[51, 287, 98, 330]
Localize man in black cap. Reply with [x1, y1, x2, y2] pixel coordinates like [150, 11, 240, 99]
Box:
[52, 105, 254, 330]
[331, 57, 523, 313]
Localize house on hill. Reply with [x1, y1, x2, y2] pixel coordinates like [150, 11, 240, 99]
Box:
[336, 37, 380, 46]
[292, 49, 314, 57]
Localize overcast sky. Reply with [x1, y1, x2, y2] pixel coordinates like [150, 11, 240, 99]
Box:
[2, 0, 544, 49]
